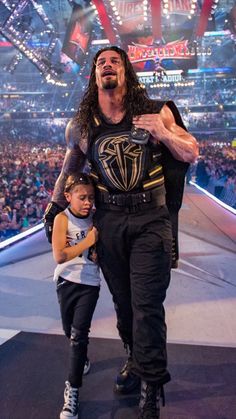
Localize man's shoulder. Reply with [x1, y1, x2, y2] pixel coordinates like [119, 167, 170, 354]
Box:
[64, 119, 87, 153]
[162, 100, 187, 131]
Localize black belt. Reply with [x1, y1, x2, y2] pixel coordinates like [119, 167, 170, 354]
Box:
[96, 188, 166, 211]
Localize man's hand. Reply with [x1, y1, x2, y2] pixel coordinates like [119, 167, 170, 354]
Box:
[88, 246, 98, 264]
[43, 202, 64, 243]
[133, 114, 167, 141]
[132, 105, 198, 163]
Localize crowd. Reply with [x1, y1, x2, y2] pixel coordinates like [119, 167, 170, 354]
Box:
[0, 119, 235, 242]
[149, 77, 236, 107]
[192, 142, 236, 208]
[178, 78, 236, 107]
[182, 112, 236, 131]
[0, 118, 67, 144]
[0, 135, 65, 242]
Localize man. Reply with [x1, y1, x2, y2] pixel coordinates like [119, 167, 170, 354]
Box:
[45, 46, 198, 419]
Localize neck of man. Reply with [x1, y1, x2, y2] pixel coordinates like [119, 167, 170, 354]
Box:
[98, 86, 126, 124]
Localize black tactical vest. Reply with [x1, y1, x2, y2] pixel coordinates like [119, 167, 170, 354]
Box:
[87, 100, 189, 267]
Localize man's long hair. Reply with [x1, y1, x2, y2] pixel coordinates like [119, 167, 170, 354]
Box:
[73, 46, 154, 138]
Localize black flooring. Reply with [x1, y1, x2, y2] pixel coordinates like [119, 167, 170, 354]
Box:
[1, 332, 236, 419]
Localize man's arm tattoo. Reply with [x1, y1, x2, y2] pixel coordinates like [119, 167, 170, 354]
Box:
[52, 145, 86, 208]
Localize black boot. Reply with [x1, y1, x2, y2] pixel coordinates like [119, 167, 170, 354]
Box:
[139, 380, 165, 419]
[114, 356, 141, 394]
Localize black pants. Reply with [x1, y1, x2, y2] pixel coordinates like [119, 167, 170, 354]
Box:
[94, 204, 172, 385]
[57, 278, 100, 387]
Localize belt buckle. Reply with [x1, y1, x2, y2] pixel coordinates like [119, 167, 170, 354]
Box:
[125, 193, 142, 207]
[125, 194, 133, 207]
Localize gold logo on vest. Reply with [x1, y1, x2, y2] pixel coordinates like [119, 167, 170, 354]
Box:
[97, 134, 144, 191]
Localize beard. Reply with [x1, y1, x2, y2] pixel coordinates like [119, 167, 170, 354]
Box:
[102, 79, 118, 90]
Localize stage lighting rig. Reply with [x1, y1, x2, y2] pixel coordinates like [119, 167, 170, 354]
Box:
[0, 0, 66, 86]
[0, 0, 17, 12]
[4, 51, 23, 74]
[92, 0, 121, 44]
[3, 24, 33, 75]
[30, 0, 53, 33]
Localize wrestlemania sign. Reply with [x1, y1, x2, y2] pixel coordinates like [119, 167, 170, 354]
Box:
[126, 38, 199, 72]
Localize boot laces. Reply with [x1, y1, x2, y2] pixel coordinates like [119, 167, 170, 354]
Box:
[140, 383, 161, 418]
[145, 385, 159, 414]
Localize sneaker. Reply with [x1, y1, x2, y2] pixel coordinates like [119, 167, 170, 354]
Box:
[83, 358, 91, 375]
[114, 356, 140, 394]
[60, 381, 79, 419]
[139, 381, 162, 419]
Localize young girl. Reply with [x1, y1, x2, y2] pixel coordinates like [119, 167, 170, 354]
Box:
[52, 173, 100, 419]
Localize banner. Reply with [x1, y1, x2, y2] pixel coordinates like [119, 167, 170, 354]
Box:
[125, 35, 197, 72]
[62, 4, 92, 65]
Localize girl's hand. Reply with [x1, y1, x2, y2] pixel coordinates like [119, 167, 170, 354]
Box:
[87, 226, 98, 246]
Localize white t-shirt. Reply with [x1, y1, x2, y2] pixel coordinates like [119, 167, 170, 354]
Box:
[53, 208, 101, 287]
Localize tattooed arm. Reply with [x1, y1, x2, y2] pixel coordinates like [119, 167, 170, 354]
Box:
[44, 120, 87, 242]
[133, 104, 199, 163]
[52, 120, 87, 207]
